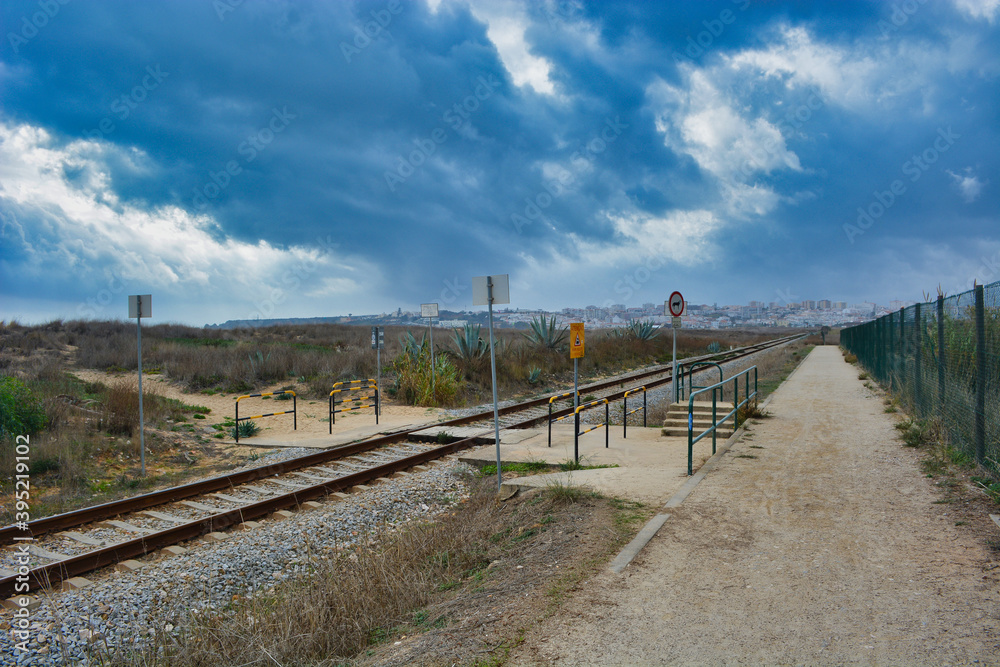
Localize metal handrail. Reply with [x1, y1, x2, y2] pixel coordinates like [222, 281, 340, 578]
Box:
[678, 361, 724, 401]
[573, 398, 609, 463]
[234, 390, 297, 442]
[622, 386, 646, 438]
[686, 366, 758, 475]
[547, 390, 579, 447]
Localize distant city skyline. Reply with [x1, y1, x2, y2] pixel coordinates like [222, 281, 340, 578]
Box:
[2, 1, 997, 326]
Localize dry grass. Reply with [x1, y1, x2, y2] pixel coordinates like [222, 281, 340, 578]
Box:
[110, 476, 648, 666]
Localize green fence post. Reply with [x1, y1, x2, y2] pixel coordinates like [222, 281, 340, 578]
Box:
[885, 313, 896, 391]
[899, 307, 905, 404]
[915, 302, 923, 416]
[937, 295, 946, 413]
[975, 285, 986, 464]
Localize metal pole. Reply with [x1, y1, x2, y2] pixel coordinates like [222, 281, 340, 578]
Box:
[672, 325, 678, 404]
[915, 302, 922, 415]
[429, 317, 435, 399]
[487, 278, 502, 491]
[975, 285, 986, 464]
[574, 358, 579, 411]
[937, 295, 945, 412]
[136, 297, 145, 476]
[376, 332, 381, 419]
[574, 410, 580, 464]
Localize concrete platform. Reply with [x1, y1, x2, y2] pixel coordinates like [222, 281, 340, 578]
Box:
[459, 423, 724, 505]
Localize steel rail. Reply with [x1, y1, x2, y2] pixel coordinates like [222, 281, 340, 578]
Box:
[1, 333, 803, 546]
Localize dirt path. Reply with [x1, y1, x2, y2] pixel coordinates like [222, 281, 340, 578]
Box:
[510, 346, 1000, 665]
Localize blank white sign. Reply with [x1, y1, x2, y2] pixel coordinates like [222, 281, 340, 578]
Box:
[421, 303, 439, 318]
[472, 274, 510, 306]
[128, 294, 152, 319]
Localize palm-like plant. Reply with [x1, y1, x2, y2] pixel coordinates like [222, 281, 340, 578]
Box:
[452, 324, 487, 362]
[625, 319, 659, 341]
[524, 315, 568, 350]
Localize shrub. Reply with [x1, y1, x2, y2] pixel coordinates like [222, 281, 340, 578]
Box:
[230, 420, 260, 440]
[105, 377, 141, 436]
[0, 376, 48, 438]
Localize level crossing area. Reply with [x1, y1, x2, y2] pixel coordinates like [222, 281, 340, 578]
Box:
[0, 334, 797, 600]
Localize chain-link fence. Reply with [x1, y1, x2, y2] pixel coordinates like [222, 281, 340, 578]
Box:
[841, 281, 999, 472]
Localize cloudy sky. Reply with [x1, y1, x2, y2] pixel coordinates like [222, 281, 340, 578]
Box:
[1, 0, 997, 326]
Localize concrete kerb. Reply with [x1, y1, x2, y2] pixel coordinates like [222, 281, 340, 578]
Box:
[608, 345, 814, 574]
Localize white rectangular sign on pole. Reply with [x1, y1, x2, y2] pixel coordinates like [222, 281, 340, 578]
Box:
[420, 303, 439, 318]
[472, 274, 509, 306]
[128, 295, 152, 319]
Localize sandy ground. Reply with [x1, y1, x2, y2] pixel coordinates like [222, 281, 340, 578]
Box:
[67, 368, 448, 446]
[510, 346, 1000, 666]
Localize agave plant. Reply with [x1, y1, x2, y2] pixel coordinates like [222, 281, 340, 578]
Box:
[452, 324, 487, 362]
[625, 319, 659, 341]
[524, 315, 568, 350]
[398, 331, 428, 362]
[706, 341, 722, 354]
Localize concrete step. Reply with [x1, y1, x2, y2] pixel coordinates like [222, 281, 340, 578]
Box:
[662, 418, 732, 429]
[668, 402, 731, 414]
[662, 427, 733, 438]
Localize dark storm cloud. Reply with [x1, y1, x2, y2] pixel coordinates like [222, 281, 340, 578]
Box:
[1, 0, 998, 323]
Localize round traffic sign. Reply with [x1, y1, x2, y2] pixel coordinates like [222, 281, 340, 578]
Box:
[668, 291, 684, 317]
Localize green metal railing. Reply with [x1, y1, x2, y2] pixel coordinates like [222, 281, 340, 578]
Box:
[686, 366, 758, 476]
[677, 361, 724, 402]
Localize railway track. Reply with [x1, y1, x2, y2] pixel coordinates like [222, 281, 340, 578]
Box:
[1, 332, 805, 598]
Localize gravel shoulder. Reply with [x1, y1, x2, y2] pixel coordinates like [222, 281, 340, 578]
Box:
[510, 346, 1000, 666]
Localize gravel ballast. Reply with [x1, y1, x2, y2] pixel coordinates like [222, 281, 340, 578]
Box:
[1, 461, 471, 666]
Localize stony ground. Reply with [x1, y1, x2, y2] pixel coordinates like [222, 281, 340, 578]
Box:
[508, 346, 1000, 666]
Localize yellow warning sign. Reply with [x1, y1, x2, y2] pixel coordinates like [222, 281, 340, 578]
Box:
[570, 322, 585, 359]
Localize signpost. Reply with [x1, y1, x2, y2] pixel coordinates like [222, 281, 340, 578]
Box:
[128, 294, 151, 476]
[472, 273, 510, 491]
[421, 303, 439, 397]
[666, 291, 685, 404]
[570, 322, 584, 410]
[371, 326, 384, 417]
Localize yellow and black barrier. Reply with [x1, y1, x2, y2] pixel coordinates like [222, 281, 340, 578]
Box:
[622, 386, 647, 439]
[547, 390, 580, 447]
[234, 390, 297, 442]
[573, 398, 609, 463]
[329, 379, 379, 432]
